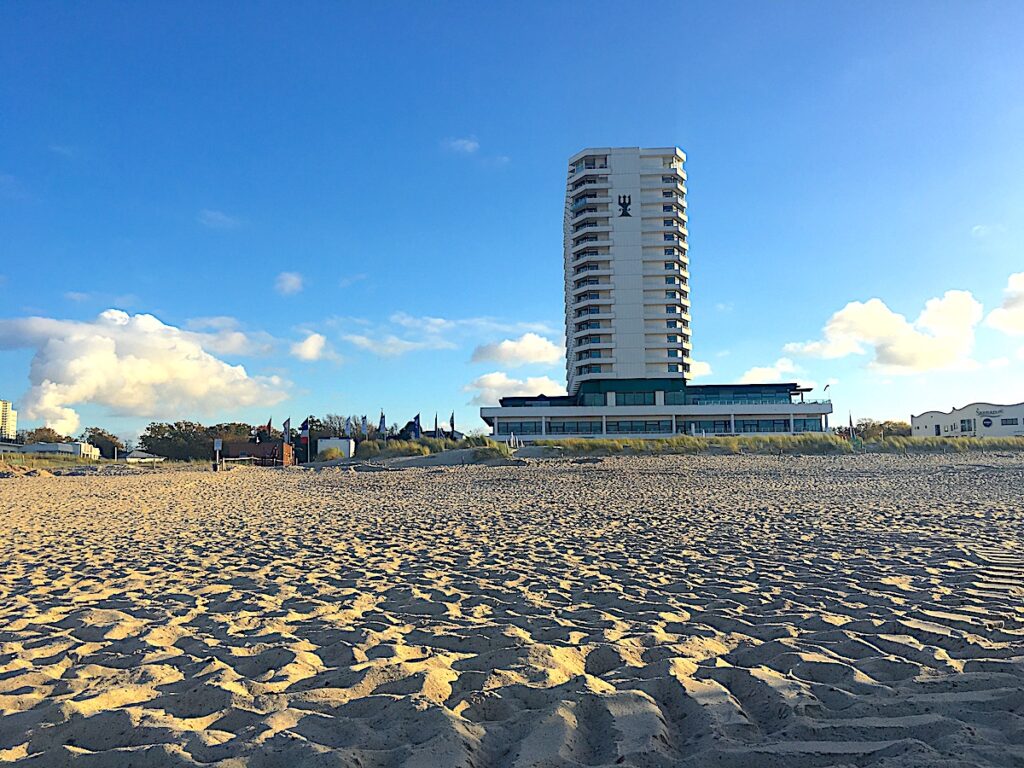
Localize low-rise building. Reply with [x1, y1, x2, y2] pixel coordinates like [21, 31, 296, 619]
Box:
[912, 402, 1024, 438]
[124, 450, 166, 464]
[317, 437, 355, 458]
[221, 440, 294, 466]
[482, 383, 832, 442]
[0, 400, 16, 441]
[18, 441, 101, 460]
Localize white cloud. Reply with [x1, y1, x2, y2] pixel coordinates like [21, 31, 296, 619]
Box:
[985, 272, 1024, 336]
[290, 332, 330, 362]
[390, 312, 556, 337]
[0, 310, 288, 434]
[64, 291, 90, 302]
[184, 316, 274, 356]
[49, 144, 75, 157]
[275, 272, 304, 296]
[471, 333, 562, 366]
[335, 312, 558, 359]
[197, 209, 240, 229]
[343, 333, 454, 357]
[689, 360, 713, 379]
[783, 290, 983, 374]
[739, 357, 799, 384]
[464, 371, 566, 406]
[339, 273, 367, 288]
[971, 224, 990, 238]
[442, 136, 480, 154]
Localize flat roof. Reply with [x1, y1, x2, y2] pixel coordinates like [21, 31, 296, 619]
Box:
[498, 382, 807, 407]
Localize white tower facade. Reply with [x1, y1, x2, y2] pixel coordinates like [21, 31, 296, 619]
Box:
[0, 400, 16, 441]
[565, 147, 691, 396]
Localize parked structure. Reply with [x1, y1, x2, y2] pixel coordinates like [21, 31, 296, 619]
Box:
[565, 147, 691, 394]
[221, 440, 294, 466]
[0, 400, 16, 441]
[912, 402, 1024, 438]
[481, 146, 833, 442]
[124, 450, 166, 464]
[317, 437, 355, 459]
[16, 442, 101, 460]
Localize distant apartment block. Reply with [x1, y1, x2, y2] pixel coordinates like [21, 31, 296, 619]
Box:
[566, 147, 691, 395]
[0, 400, 16, 441]
[480, 146, 833, 441]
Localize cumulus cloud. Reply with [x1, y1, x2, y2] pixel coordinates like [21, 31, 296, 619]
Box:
[339, 273, 367, 288]
[471, 333, 562, 366]
[197, 209, 240, 229]
[464, 371, 566, 406]
[739, 357, 799, 384]
[275, 271, 304, 295]
[343, 333, 455, 357]
[334, 313, 557, 359]
[783, 290, 983, 373]
[290, 332, 332, 362]
[986, 272, 1024, 336]
[0, 310, 288, 434]
[689, 360, 713, 379]
[184, 316, 275, 356]
[442, 136, 480, 154]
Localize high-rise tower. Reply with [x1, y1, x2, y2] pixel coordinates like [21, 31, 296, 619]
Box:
[564, 147, 691, 396]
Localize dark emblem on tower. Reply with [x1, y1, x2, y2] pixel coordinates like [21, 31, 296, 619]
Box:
[617, 195, 632, 217]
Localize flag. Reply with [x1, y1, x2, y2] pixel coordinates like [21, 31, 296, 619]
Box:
[434, 413, 439, 437]
[378, 411, 386, 434]
[265, 417, 272, 433]
[344, 417, 352, 437]
[283, 418, 291, 444]
[300, 418, 310, 445]
[413, 413, 421, 439]
[449, 411, 455, 434]
[361, 415, 368, 436]
[848, 412, 856, 440]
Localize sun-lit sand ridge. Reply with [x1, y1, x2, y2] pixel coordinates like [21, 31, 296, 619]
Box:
[1, 454, 1022, 767]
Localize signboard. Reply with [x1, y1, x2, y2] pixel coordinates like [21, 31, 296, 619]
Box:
[982, 418, 993, 428]
[213, 439, 223, 451]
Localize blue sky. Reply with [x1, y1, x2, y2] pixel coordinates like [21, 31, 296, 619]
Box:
[2, 1, 1023, 439]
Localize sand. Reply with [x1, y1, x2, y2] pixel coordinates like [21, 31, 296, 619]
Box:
[1, 453, 1022, 767]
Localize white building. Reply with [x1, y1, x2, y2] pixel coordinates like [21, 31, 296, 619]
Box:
[912, 402, 1024, 438]
[317, 437, 355, 458]
[0, 400, 16, 441]
[480, 146, 833, 442]
[17, 442, 101, 460]
[124, 450, 166, 464]
[566, 147, 691, 394]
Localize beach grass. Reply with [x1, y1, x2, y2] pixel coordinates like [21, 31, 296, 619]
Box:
[532, 433, 1024, 456]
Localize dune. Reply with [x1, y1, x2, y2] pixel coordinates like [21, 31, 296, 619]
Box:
[0, 453, 1022, 767]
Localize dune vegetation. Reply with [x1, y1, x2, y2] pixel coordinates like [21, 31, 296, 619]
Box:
[533, 433, 1024, 456]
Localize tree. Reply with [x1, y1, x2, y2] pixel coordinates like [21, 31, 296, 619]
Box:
[80, 427, 125, 459]
[22, 427, 71, 444]
[854, 418, 912, 441]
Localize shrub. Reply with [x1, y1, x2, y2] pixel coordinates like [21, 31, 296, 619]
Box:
[316, 447, 347, 461]
[355, 441, 381, 459]
[472, 441, 513, 461]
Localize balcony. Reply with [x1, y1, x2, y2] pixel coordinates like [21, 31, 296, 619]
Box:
[571, 238, 610, 254]
[570, 175, 610, 191]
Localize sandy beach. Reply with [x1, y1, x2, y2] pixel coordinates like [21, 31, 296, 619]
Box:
[1, 453, 1022, 767]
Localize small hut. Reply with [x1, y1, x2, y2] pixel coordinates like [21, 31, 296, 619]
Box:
[221, 440, 294, 466]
